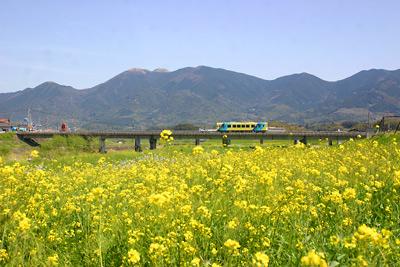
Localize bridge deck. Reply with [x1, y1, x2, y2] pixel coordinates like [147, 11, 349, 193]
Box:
[16, 130, 369, 152]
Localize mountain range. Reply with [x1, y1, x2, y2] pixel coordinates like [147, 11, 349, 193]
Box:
[1, 66, 399, 130]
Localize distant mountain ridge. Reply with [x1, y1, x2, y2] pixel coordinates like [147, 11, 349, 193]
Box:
[1, 66, 399, 129]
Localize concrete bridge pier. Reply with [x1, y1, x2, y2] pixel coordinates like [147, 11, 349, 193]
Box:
[337, 136, 342, 145]
[260, 137, 264, 145]
[99, 137, 107, 153]
[135, 137, 142, 152]
[300, 136, 307, 145]
[149, 136, 157, 150]
[222, 137, 231, 146]
[328, 138, 333, 146]
[195, 138, 200, 146]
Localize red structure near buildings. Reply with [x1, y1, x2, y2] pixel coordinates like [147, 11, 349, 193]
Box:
[60, 122, 68, 132]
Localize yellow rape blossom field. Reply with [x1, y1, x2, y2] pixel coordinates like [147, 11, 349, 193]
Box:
[0, 135, 400, 266]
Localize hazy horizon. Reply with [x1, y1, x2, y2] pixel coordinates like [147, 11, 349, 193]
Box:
[1, 0, 400, 93]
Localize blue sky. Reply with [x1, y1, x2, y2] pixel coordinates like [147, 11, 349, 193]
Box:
[1, 0, 399, 92]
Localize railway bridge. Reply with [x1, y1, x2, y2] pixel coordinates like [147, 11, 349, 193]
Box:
[16, 130, 370, 153]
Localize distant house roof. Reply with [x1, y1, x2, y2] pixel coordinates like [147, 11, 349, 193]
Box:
[0, 118, 10, 124]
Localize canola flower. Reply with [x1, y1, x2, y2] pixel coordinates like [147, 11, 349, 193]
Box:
[222, 134, 229, 147]
[160, 129, 174, 143]
[13, 211, 31, 233]
[224, 239, 241, 255]
[224, 239, 240, 250]
[0, 136, 399, 265]
[47, 254, 59, 266]
[127, 249, 141, 264]
[192, 146, 204, 155]
[190, 257, 200, 266]
[301, 250, 327, 267]
[30, 149, 39, 158]
[0, 249, 8, 262]
[253, 252, 270, 266]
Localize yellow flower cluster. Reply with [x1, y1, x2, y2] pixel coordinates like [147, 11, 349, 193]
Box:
[30, 149, 39, 158]
[224, 239, 241, 255]
[47, 254, 59, 266]
[351, 224, 391, 248]
[127, 249, 140, 264]
[160, 129, 174, 142]
[192, 146, 204, 155]
[253, 252, 270, 266]
[301, 250, 327, 267]
[13, 211, 31, 232]
[0, 249, 8, 262]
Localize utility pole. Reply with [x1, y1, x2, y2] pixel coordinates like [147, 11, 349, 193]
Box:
[27, 108, 33, 131]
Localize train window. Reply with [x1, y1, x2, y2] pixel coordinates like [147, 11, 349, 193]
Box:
[228, 124, 231, 127]
[251, 124, 255, 128]
[242, 124, 246, 127]
[233, 125, 236, 128]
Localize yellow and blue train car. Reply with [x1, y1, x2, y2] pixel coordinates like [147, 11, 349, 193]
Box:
[216, 121, 268, 133]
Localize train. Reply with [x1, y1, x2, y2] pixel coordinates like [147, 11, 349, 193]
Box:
[216, 121, 268, 132]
